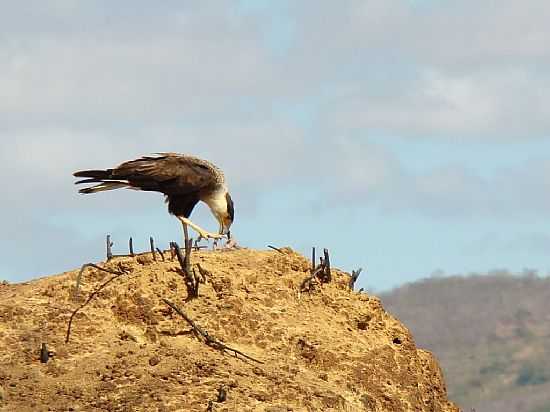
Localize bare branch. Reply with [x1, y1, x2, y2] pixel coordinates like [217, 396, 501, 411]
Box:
[106, 235, 113, 261]
[163, 299, 263, 364]
[196, 263, 211, 283]
[73, 263, 125, 300]
[150, 237, 157, 261]
[300, 264, 325, 292]
[40, 343, 54, 363]
[267, 245, 284, 254]
[66, 265, 129, 343]
[172, 241, 199, 299]
[349, 268, 363, 290]
[322, 248, 332, 283]
[301, 248, 333, 291]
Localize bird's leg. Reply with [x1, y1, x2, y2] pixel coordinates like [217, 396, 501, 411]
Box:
[178, 217, 223, 240]
[182, 221, 190, 250]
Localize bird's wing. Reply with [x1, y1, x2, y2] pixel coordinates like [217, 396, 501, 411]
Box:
[111, 154, 217, 195]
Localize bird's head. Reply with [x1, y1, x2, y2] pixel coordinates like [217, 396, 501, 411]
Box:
[217, 192, 234, 237]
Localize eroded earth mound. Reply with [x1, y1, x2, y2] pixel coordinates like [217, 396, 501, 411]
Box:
[0, 248, 459, 411]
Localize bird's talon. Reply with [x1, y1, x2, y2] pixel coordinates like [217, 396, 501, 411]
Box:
[198, 231, 223, 240]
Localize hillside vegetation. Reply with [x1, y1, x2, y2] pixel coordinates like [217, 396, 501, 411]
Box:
[380, 271, 550, 412]
[0, 248, 457, 411]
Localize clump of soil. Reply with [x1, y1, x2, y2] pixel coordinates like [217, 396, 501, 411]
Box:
[0, 248, 459, 411]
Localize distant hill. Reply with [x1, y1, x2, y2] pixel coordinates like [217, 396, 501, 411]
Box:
[380, 271, 550, 412]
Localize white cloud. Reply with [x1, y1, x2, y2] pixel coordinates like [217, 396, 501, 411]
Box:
[2, 0, 550, 285]
[2, 0, 550, 140]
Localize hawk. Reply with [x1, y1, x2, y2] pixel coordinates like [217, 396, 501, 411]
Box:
[73, 153, 234, 247]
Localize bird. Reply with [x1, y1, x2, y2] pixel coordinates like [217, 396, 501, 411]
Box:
[73, 153, 235, 248]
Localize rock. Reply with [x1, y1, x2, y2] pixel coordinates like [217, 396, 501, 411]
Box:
[148, 356, 161, 367]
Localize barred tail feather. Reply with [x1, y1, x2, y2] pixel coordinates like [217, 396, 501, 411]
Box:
[78, 182, 128, 194]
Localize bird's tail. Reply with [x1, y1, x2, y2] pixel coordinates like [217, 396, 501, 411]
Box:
[73, 169, 128, 194]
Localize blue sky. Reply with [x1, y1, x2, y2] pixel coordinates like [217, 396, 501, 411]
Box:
[1, 1, 550, 290]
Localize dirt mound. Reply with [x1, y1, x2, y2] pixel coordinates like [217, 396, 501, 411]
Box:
[0, 248, 459, 411]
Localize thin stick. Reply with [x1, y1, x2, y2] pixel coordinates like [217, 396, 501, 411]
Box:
[173, 241, 199, 299]
[300, 264, 325, 291]
[150, 237, 156, 261]
[40, 343, 53, 363]
[349, 268, 363, 290]
[267, 245, 284, 254]
[170, 242, 176, 260]
[129, 237, 134, 257]
[66, 266, 128, 343]
[106, 235, 113, 261]
[156, 248, 165, 261]
[323, 248, 331, 283]
[163, 299, 263, 364]
[185, 238, 193, 275]
[196, 263, 211, 283]
[311, 247, 316, 273]
[73, 263, 124, 300]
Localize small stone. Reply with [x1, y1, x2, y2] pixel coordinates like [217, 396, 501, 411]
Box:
[148, 356, 161, 367]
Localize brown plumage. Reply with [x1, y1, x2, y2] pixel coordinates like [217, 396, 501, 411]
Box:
[74, 153, 234, 243]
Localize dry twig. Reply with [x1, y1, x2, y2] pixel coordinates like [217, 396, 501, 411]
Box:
[196, 263, 211, 283]
[73, 263, 124, 300]
[40, 343, 54, 363]
[301, 248, 333, 291]
[267, 245, 284, 254]
[129, 237, 134, 256]
[106, 235, 113, 261]
[322, 248, 331, 283]
[300, 264, 325, 292]
[349, 268, 363, 290]
[172, 240, 200, 299]
[163, 298, 263, 364]
[150, 237, 157, 261]
[66, 264, 129, 343]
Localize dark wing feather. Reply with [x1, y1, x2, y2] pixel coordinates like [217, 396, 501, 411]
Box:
[111, 154, 217, 195]
[73, 154, 219, 217]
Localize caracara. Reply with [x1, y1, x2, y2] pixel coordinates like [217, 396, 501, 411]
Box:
[73, 153, 234, 247]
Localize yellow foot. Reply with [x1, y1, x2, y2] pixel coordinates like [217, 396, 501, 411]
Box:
[197, 230, 224, 241]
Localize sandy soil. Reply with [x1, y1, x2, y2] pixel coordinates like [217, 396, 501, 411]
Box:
[0, 247, 459, 411]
